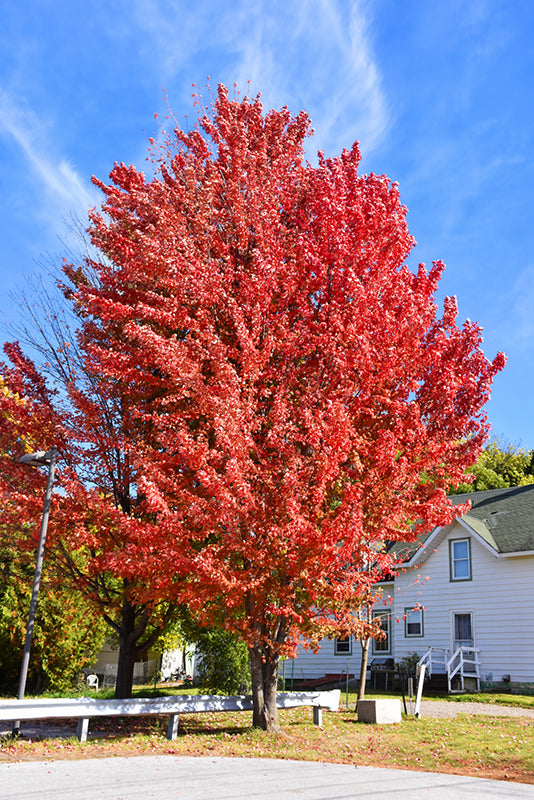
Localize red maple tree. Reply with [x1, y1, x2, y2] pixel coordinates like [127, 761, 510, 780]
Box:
[59, 84, 504, 730]
[0, 337, 177, 699]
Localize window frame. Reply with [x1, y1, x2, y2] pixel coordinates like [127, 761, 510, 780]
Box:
[404, 606, 424, 638]
[449, 537, 472, 582]
[334, 636, 352, 656]
[371, 609, 391, 655]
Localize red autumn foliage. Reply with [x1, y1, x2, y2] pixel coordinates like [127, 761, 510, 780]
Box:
[62, 85, 504, 729]
[1, 85, 504, 729]
[0, 339, 176, 700]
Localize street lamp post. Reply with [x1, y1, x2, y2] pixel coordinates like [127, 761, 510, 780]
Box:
[12, 446, 58, 736]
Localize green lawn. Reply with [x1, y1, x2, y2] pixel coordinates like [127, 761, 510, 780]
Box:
[1, 689, 534, 784]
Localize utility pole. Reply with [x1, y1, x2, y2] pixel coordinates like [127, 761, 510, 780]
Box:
[12, 446, 57, 736]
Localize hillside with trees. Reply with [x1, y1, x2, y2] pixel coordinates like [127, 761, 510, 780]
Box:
[452, 441, 534, 493]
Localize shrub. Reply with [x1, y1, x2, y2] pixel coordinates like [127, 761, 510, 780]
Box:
[195, 629, 251, 695]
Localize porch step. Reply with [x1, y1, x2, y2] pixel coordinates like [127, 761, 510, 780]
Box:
[423, 674, 449, 695]
[418, 646, 481, 696]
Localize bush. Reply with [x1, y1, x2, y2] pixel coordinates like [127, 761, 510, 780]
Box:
[195, 629, 251, 695]
[0, 535, 107, 694]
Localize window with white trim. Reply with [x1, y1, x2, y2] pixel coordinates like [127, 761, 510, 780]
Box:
[450, 538, 471, 581]
[404, 606, 423, 637]
[371, 610, 391, 654]
[334, 636, 352, 655]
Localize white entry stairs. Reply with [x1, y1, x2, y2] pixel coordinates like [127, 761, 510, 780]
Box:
[418, 646, 481, 693]
[0, 690, 340, 742]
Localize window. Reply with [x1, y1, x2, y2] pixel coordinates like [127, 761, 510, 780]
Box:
[404, 606, 423, 637]
[371, 610, 391, 654]
[450, 538, 471, 581]
[334, 636, 352, 655]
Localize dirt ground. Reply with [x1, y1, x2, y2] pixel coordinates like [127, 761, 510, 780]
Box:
[418, 700, 534, 719]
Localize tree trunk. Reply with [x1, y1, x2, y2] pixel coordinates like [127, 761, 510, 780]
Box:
[115, 633, 137, 699]
[357, 638, 370, 702]
[109, 595, 171, 699]
[249, 647, 280, 732]
[114, 597, 147, 699]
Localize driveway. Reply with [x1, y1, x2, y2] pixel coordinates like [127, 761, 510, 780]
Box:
[1, 756, 533, 800]
[418, 700, 534, 719]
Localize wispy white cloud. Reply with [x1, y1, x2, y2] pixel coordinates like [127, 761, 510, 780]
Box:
[1, 0, 388, 216]
[226, 0, 389, 157]
[0, 91, 97, 230]
[129, 0, 388, 158]
[303, 0, 388, 156]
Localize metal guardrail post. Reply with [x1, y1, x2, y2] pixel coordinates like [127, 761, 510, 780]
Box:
[414, 663, 426, 718]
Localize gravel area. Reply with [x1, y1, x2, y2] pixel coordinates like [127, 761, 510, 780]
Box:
[417, 700, 534, 719]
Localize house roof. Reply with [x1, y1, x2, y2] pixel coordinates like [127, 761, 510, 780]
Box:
[451, 485, 534, 554]
[392, 484, 534, 562]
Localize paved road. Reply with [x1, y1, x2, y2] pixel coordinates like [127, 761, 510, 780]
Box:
[1, 756, 533, 800]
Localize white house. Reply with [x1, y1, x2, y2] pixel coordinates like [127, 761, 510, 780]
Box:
[288, 485, 534, 692]
[88, 642, 195, 688]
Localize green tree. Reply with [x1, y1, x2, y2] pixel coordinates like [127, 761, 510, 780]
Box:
[194, 629, 251, 696]
[453, 441, 534, 493]
[0, 523, 107, 694]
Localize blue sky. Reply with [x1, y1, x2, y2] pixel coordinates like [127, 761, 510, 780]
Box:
[1, 0, 533, 447]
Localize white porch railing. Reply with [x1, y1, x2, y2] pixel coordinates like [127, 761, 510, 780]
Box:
[418, 646, 480, 693]
[446, 646, 481, 693]
[418, 646, 449, 678]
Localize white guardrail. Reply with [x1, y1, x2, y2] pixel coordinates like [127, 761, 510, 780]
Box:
[0, 690, 341, 742]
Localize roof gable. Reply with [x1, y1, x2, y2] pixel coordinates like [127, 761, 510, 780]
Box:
[451, 485, 534, 554]
[391, 484, 534, 566]
[405, 517, 499, 568]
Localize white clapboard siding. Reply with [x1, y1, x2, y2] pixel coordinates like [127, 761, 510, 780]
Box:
[392, 521, 534, 683]
[286, 585, 393, 681]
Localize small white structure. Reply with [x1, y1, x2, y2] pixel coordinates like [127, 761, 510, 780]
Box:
[86, 673, 99, 690]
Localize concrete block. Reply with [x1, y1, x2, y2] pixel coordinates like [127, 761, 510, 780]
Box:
[356, 698, 401, 724]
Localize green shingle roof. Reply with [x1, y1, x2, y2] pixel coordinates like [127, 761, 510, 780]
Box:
[449, 484, 534, 554]
[390, 484, 534, 562]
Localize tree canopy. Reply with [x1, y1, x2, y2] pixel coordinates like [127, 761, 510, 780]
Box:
[0, 309, 177, 699]
[452, 440, 534, 493]
[0, 85, 505, 729]
[0, 520, 107, 694]
[69, 85, 505, 729]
